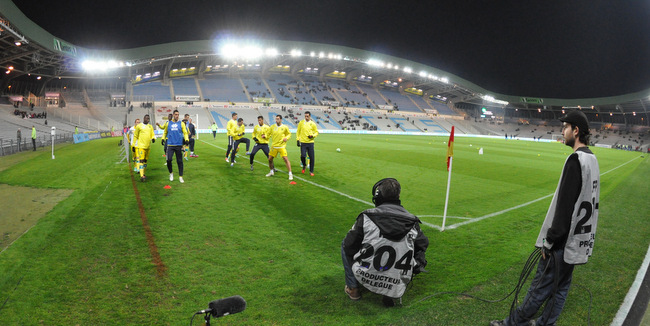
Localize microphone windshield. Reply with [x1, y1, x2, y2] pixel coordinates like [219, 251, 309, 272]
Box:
[208, 295, 247, 317]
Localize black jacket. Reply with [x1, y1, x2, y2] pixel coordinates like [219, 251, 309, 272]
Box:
[343, 202, 429, 273]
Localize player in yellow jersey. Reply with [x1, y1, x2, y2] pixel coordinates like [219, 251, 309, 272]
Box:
[225, 112, 238, 162]
[229, 118, 251, 166]
[157, 113, 173, 162]
[266, 115, 293, 180]
[296, 111, 319, 176]
[249, 116, 270, 171]
[132, 114, 156, 182]
[129, 118, 141, 172]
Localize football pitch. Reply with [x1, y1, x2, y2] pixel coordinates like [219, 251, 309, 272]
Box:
[0, 133, 648, 325]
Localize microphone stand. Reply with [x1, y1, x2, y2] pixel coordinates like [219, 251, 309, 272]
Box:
[203, 312, 212, 326]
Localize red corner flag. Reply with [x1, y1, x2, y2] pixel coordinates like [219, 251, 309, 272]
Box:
[447, 126, 455, 171]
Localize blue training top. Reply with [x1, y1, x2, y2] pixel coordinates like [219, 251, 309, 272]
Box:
[166, 120, 186, 146]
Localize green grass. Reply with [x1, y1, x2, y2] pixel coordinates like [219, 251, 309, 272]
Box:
[0, 134, 648, 325]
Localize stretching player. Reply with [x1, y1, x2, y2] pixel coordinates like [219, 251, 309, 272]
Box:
[266, 115, 293, 181]
[249, 116, 270, 171]
[225, 112, 238, 162]
[230, 118, 251, 166]
[132, 114, 156, 182]
[164, 110, 190, 183]
[297, 111, 319, 176]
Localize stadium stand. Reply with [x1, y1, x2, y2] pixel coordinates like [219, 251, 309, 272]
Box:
[132, 81, 172, 101]
[199, 75, 248, 103]
[265, 74, 298, 104]
[172, 77, 200, 96]
[380, 89, 421, 112]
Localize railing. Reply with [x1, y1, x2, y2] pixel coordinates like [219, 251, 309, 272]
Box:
[0, 132, 74, 156]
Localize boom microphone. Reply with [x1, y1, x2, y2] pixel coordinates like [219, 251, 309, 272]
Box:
[197, 295, 247, 317]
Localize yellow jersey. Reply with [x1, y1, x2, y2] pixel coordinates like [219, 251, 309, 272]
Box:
[159, 121, 169, 140]
[233, 124, 246, 140]
[269, 123, 291, 148]
[297, 119, 319, 143]
[226, 119, 238, 137]
[133, 123, 155, 149]
[253, 123, 270, 144]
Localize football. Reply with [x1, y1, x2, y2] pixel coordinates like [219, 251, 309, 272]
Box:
[336, 148, 341, 152]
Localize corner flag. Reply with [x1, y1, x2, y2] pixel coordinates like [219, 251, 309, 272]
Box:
[442, 125, 455, 231]
[447, 126, 455, 171]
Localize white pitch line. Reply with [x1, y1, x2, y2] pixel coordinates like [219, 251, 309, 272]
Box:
[611, 241, 650, 325]
[417, 215, 473, 220]
[202, 140, 442, 230]
[202, 140, 643, 232]
[200, 140, 374, 206]
[601, 155, 642, 176]
[445, 155, 643, 230]
[445, 193, 555, 230]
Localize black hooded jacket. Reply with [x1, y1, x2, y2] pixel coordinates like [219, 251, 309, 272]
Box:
[343, 202, 429, 273]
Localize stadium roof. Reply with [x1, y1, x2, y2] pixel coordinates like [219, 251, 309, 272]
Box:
[1, 0, 649, 119]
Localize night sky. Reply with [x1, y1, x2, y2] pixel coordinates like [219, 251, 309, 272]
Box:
[11, 0, 650, 99]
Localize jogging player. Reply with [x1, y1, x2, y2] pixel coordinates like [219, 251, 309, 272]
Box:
[266, 115, 293, 180]
[490, 110, 600, 326]
[164, 110, 190, 183]
[229, 118, 251, 166]
[296, 111, 319, 176]
[225, 112, 238, 162]
[132, 114, 156, 182]
[249, 116, 270, 171]
[211, 122, 218, 139]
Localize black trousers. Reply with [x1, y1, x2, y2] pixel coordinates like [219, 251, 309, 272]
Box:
[300, 142, 315, 172]
[226, 136, 234, 157]
[189, 138, 195, 152]
[166, 146, 184, 176]
[250, 143, 269, 164]
[230, 138, 251, 162]
[32, 138, 36, 151]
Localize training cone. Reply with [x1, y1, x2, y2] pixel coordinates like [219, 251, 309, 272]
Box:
[289, 181, 297, 185]
[164, 185, 171, 189]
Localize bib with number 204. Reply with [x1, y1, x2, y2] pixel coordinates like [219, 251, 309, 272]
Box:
[351, 215, 419, 298]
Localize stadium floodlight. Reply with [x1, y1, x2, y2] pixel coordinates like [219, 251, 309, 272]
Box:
[403, 67, 413, 74]
[290, 49, 302, 57]
[36, 76, 42, 80]
[386, 63, 393, 69]
[336, 54, 342, 60]
[440, 77, 449, 84]
[367, 59, 384, 67]
[318, 51, 325, 58]
[310, 51, 316, 57]
[265, 48, 278, 57]
[221, 44, 240, 58]
[419, 71, 427, 78]
[242, 46, 263, 59]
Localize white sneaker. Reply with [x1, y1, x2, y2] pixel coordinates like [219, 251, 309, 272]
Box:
[179, 177, 184, 183]
[230, 163, 234, 167]
[225, 157, 229, 163]
[288, 172, 293, 181]
[266, 171, 274, 177]
[169, 173, 173, 181]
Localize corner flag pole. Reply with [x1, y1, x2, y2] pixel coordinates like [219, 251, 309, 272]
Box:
[442, 126, 455, 231]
